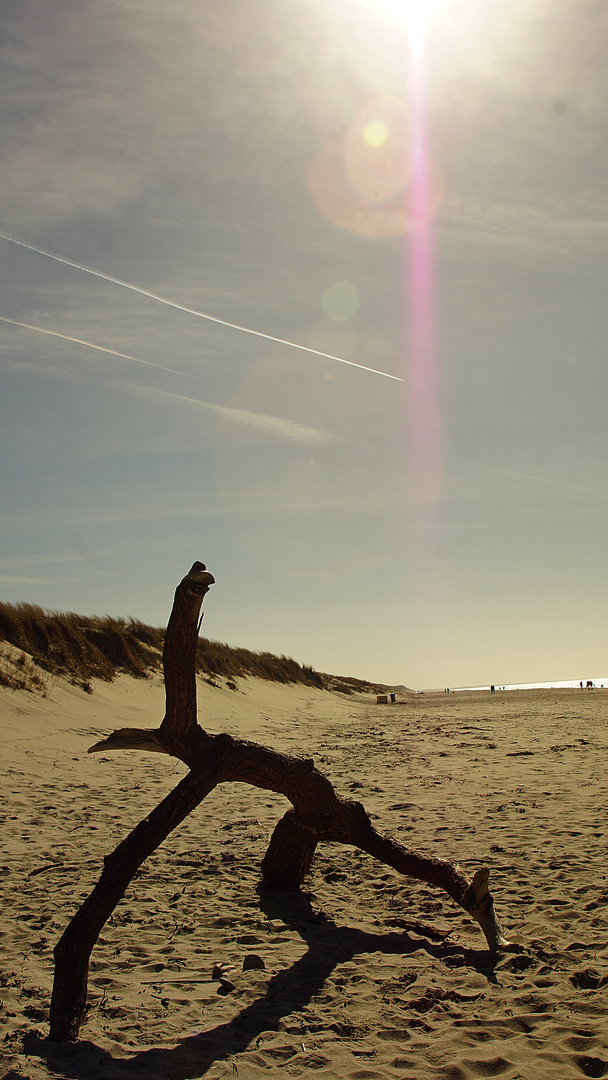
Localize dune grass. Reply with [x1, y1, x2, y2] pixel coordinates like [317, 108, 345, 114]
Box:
[0, 600, 389, 696]
[0, 603, 161, 692]
[0, 645, 49, 695]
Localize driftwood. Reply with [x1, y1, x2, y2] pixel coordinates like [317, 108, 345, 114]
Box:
[49, 561, 509, 1042]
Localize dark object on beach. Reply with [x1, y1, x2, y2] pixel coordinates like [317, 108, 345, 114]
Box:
[48, 561, 509, 1042]
[243, 953, 265, 971]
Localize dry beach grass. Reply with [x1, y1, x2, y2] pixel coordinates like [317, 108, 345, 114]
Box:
[0, 601, 338, 694]
[1, 672, 608, 1079]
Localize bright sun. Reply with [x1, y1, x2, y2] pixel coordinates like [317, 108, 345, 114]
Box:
[371, 0, 451, 56]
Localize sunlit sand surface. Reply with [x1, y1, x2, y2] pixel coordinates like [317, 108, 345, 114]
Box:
[2, 675, 608, 1078]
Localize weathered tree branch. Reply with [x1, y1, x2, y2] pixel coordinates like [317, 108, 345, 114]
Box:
[49, 769, 221, 1041]
[160, 560, 214, 751]
[49, 561, 510, 1042]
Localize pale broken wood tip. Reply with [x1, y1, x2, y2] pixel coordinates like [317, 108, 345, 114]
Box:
[186, 561, 215, 588]
[467, 866, 512, 951]
[87, 727, 169, 755]
[471, 866, 490, 903]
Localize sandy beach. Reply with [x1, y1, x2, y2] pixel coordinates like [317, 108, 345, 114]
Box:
[2, 672, 608, 1079]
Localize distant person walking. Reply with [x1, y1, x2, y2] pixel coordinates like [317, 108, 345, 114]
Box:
[490, 684, 495, 694]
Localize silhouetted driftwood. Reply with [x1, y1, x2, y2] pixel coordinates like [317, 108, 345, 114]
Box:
[49, 561, 509, 1042]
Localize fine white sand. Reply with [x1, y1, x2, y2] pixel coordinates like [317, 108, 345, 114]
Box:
[2, 672, 608, 1079]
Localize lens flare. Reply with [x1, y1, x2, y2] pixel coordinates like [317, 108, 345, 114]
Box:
[404, 0, 448, 531]
[321, 281, 360, 322]
[344, 95, 411, 205]
[364, 0, 450, 526]
[362, 120, 389, 148]
[307, 95, 444, 239]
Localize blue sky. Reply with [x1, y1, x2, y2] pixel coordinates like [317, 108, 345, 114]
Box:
[1, 0, 607, 689]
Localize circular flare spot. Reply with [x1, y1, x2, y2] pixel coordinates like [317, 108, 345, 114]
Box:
[344, 96, 411, 205]
[307, 96, 445, 239]
[322, 281, 360, 322]
[363, 119, 389, 148]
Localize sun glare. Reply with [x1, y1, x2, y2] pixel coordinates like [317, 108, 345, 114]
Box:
[363, 0, 452, 530]
[371, 0, 451, 57]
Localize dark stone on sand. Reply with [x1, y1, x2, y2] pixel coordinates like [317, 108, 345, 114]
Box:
[243, 953, 265, 971]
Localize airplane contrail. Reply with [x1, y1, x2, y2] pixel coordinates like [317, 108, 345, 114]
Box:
[0, 315, 200, 380]
[0, 230, 403, 382]
[1, 312, 330, 443]
[472, 461, 597, 495]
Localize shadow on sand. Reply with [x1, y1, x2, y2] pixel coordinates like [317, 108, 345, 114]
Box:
[26, 889, 498, 1080]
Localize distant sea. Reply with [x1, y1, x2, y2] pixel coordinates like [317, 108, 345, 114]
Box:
[431, 678, 608, 693]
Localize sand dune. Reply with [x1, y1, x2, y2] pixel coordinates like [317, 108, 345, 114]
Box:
[2, 675, 608, 1079]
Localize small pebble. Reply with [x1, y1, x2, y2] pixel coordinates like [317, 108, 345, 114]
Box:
[243, 954, 265, 971]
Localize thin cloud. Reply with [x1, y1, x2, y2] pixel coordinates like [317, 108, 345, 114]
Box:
[443, 197, 608, 253]
[0, 554, 89, 569]
[0, 575, 78, 585]
[137, 386, 329, 444]
[471, 461, 598, 495]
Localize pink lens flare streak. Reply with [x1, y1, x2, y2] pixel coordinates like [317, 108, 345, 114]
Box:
[407, 39, 444, 530]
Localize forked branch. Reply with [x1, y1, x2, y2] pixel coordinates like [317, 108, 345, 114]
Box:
[49, 561, 509, 1042]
